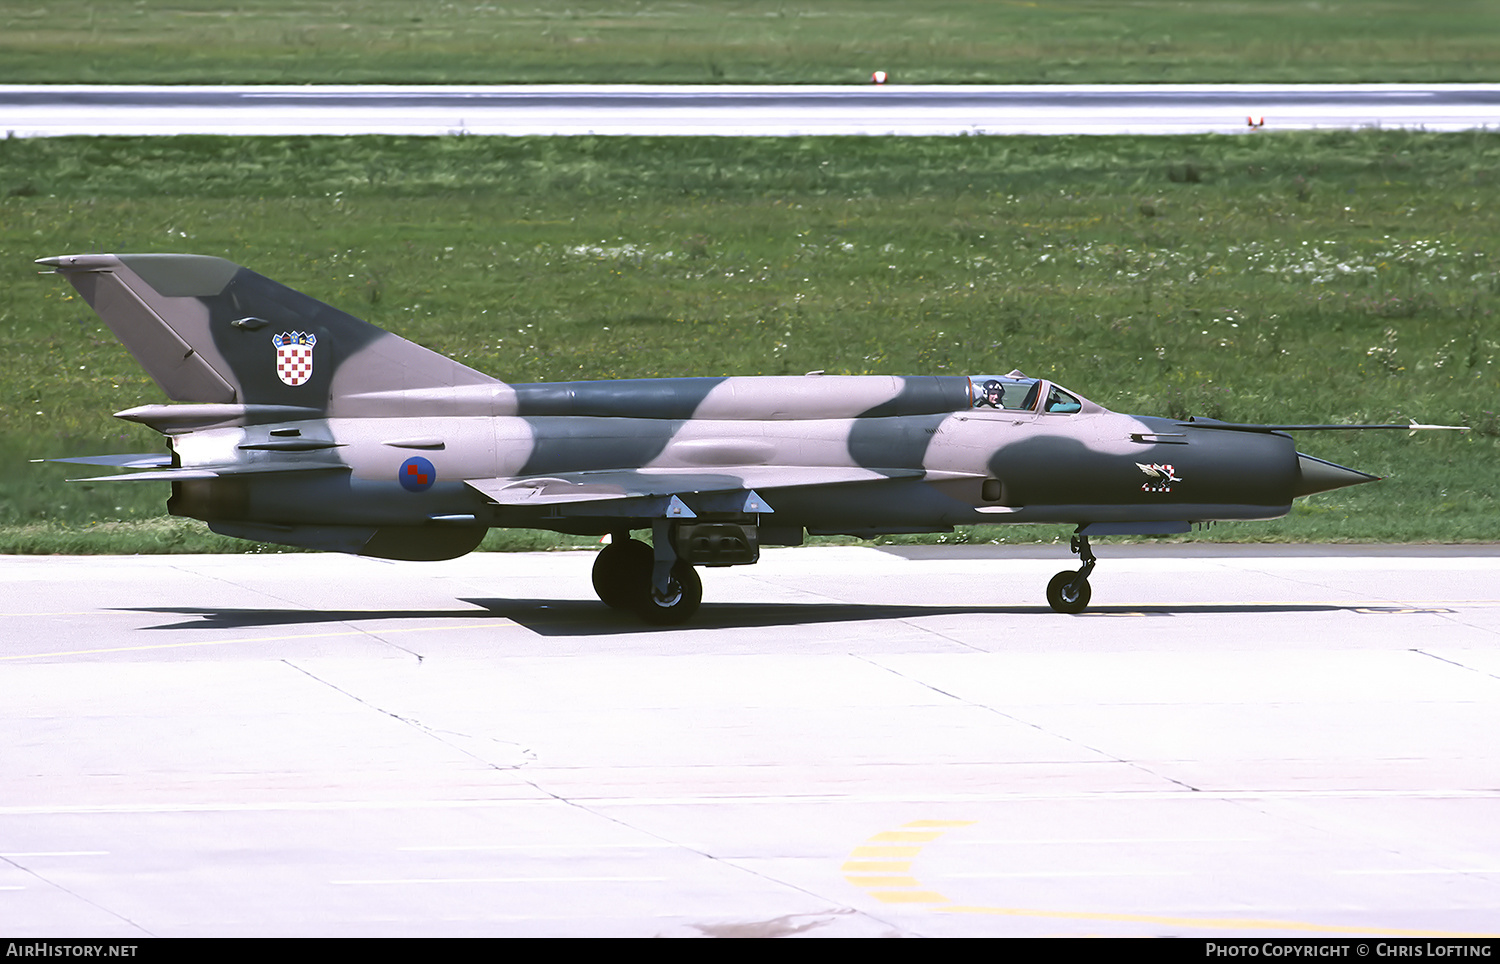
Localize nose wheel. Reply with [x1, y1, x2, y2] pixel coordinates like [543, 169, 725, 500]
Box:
[1046, 531, 1097, 614]
[1046, 570, 1091, 614]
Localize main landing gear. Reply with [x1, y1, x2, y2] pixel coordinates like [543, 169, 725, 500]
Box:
[591, 536, 702, 625]
[1046, 531, 1097, 614]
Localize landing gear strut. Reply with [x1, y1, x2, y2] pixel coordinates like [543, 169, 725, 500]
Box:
[1046, 530, 1097, 614]
[590, 534, 702, 625]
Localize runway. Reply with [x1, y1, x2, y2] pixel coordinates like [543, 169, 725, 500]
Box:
[4, 83, 1500, 136]
[4, 545, 1499, 937]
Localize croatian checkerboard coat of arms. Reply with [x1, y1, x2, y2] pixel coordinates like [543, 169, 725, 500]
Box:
[272, 331, 317, 386]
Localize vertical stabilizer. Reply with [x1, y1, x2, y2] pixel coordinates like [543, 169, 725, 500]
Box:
[40, 254, 497, 410]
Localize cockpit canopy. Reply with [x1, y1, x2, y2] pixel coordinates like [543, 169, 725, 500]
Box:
[967, 375, 1082, 414]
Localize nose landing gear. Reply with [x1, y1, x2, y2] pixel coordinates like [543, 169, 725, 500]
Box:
[1046, 531, 1097, 614]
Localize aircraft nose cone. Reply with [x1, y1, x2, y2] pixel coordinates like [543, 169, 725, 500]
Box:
[1293, 453, 1381, 497]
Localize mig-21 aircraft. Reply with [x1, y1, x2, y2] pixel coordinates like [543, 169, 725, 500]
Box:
[39, 253, 1459, 623]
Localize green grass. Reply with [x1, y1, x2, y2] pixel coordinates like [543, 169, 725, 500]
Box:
[1, 131, 1497, 552]
[1, 0, 1497, 85]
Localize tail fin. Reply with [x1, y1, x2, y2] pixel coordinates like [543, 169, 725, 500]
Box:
[39, 254, 496, 409]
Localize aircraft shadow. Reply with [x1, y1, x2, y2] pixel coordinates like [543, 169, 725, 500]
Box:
[118, 600, 1347, 637]
[463, 599, 1349, 636]
[118, 607, 490, 632]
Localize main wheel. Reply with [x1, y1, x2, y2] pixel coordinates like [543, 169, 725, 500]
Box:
[637, 560, 702, 626]
[1046, 570, 1091, 614]
[592, 539, 653, 609]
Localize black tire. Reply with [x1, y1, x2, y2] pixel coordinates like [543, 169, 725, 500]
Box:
[592, 539, 652, 609]
[1046, 570, 1091, 614]
[636, 560, 703, 626]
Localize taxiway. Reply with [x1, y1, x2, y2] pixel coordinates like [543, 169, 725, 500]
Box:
[4, 545, 1499, 937]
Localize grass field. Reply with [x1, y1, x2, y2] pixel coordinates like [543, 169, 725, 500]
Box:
[1, 131, 1495, 552]
[1, 1, 1497, 86]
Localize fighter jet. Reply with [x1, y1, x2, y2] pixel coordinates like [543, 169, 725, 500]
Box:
[39, 253, 1460, 622]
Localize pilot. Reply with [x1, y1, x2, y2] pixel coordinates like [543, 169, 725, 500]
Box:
[975, 379, 1005, 409]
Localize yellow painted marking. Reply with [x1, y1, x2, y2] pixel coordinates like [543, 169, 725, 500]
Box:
[872, 890, 950, 904]
[841, 861, 912, 873]
[936, 905, 1499, 938]
[0, 621, 508, 662]
[845, 819, 969, 911]
[849, 845, 922, 858]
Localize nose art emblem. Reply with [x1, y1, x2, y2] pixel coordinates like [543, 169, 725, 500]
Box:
[1136, 462, 1182, 493]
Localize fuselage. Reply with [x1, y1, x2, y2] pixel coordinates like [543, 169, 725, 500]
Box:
[152, 373, 1310, 540]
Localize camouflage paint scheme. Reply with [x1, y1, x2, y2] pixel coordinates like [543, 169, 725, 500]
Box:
[40, 253, 1384, 622]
